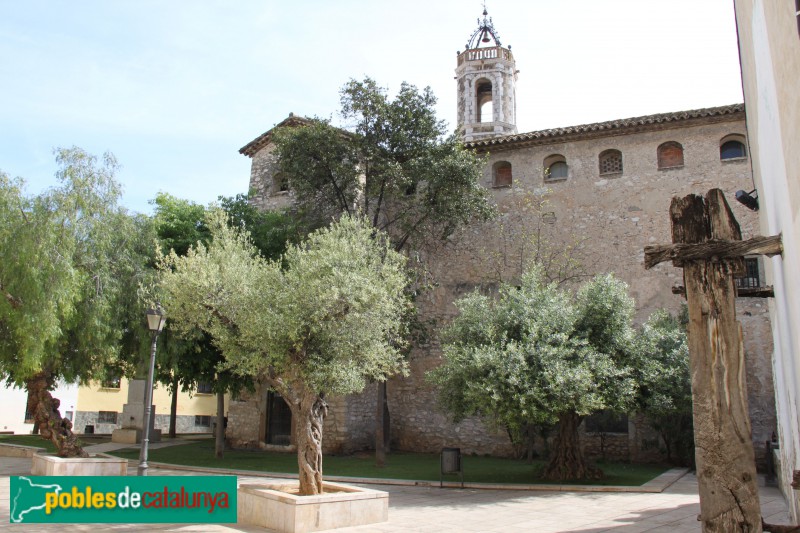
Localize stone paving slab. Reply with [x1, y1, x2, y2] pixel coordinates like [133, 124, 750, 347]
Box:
[0, 456, 795, 532]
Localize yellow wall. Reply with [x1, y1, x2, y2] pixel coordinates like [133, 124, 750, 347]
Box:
[76, 378, 225, 417]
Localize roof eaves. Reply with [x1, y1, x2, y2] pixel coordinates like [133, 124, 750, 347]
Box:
[466, 103, 744, 151]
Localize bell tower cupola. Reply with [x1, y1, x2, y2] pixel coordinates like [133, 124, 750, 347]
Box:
[456, 7, 518, 141]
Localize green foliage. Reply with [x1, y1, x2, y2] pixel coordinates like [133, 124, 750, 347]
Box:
[216, 193, 303, 261]
[150, 192, 299, 397]
[151, 192, 210, 257]
[0, 147, 153, 385]
[272, 77, 494, 251]
[634, 308, 693, 465]
[428, 268, 638, 439]
[158, 213, 411, 396]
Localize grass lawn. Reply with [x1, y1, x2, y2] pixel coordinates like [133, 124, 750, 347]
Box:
[0, 434, 111, 453]
[108, 440, 668, 486]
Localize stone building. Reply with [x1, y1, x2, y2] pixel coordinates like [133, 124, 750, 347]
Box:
[230, 9, 776, 466]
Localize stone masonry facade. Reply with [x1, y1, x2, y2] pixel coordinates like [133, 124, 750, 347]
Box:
[233, 10, 776, 465]
[234, 105, 777, 468]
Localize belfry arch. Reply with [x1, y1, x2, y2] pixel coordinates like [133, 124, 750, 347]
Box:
[455, 7, 518, 141]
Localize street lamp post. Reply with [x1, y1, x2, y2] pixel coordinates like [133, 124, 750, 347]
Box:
[138, 306, 166, 476]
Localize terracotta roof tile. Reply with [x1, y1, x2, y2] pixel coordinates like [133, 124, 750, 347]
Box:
[466, 104, 745, 151]
[239, 114, 313, 158]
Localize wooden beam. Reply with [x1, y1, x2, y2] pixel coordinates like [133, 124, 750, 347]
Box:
[672, 285, 775, 298]
[644, 234, 783, 269]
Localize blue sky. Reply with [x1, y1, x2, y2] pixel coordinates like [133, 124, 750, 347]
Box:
[0, 1, 744, 214]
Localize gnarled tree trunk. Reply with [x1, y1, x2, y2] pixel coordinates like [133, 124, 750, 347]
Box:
[295, 392, 328, 495]
[215, 388, 225, 459]
[169, 375, 179, 438]
[541, 411, 602, 481]
[26, 372, 87, 458]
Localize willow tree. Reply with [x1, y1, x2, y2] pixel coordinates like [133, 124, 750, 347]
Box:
[158, 213, 410, 495]
[428, 268, 637, 481]
[0, 148, 153, 456]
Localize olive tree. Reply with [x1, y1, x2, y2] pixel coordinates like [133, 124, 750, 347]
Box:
[273, 77, 494, 465]
[634, 309, 693, 465]
[158, 213, 410, 495]
[428, 268, 638, 481]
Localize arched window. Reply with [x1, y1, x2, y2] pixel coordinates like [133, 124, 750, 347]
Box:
[543, 154, 568, 181]
[720, 135, 747, 160]
[599, 149, 623, 175]
[657, 141, 684, 169]
[476, 79, 493, 123]
[493, 161, 512, 187]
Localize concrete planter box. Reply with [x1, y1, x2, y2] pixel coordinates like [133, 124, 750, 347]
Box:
[0, 444, 44, 458]
[31, 453, 128, 476]
[238, 481, 388, 533]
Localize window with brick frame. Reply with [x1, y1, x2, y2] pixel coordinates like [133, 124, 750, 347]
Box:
[657, 141, 684, 169]
[544, 154, 568, 181]
[492, 161, 513, 187]
[599, 149, 623, 175]
[720, 134, 747, 160]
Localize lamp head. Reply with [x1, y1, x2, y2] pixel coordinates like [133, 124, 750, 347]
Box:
[146, 306, 167, 333]
[735, 189, 759, 211]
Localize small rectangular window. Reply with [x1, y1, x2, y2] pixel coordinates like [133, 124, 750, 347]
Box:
[98, 411, 118, 424]
[197, 382, 213, 394]
[736, 258, 761, 288]
[195, 415, 212, 427]
[493, 163, 512, 187]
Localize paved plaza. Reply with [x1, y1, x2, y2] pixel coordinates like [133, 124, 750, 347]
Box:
[0, 451, 794, 532]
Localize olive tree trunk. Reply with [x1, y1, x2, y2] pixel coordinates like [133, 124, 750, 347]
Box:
[294, 392, 328, 496]
[169, 375, 179, 438]
[26, 372, 87, 458]
[541, 411, 601, 481]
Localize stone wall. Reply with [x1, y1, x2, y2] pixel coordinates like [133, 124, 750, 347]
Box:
[385, 115, 776, 462]
[247, 144, 292, 213]
[226, 383, 378, 455]
[74, 411, 212, 435]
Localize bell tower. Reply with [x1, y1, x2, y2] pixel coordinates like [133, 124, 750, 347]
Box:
[456, 7, 517, 142]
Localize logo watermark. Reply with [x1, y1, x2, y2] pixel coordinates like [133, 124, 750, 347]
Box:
[10, 476, 237, 523]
